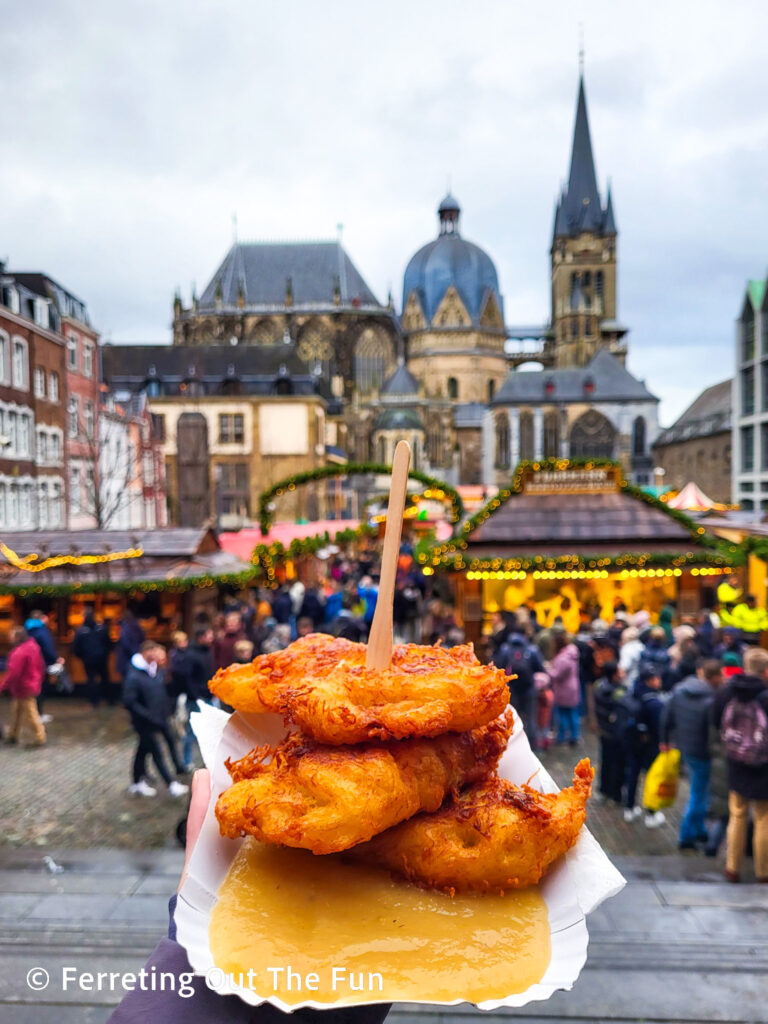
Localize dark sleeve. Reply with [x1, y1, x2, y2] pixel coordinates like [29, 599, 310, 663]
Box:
[712, 683, 731, 729]
[122, 672, 152, 724]
[529, 647, 545, 674]
[38, 629, 58, 666]
[660, 695, 676, 745]
[108, 897, 391, 1024]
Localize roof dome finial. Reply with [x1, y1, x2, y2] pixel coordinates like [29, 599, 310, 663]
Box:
[438, 193, 461, 236]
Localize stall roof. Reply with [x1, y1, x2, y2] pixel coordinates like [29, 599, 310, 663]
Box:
[0, 529, 254, 589]
[1, 528, 219, 558]
[465, 491, 694, 556]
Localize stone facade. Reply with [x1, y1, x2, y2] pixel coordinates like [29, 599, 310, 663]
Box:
[653, 378, 732, 505]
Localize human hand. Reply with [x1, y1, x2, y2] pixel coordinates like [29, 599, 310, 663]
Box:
[179, 768, 210, 891]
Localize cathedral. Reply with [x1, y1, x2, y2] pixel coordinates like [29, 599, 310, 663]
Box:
[104, 73, 659, 527]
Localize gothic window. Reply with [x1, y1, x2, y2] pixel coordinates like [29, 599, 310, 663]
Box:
[427, 423, 443, 465]
[570, 319, 578, 340]
[632, 416, 647, 456]
[569, 272, 580, 310]
[519, 410, 534, 461]
[245, 319, 280, 345]
[447, 377, 459, 400]
[354, 327, 393, 393]
[488, 379, 496, 402]
[377, 435, 387, 463]
[494, 413, 510, 469]
[543, 410, 560, 458]
[569, 409, 617, 459]
[595, 271, 604, 310]
[585, 316, 593, 336]
[297, 321, 334, 378]
[582, 270, 591, 287]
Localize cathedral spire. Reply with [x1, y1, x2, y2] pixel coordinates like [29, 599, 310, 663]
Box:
[553, 75, 610, 239]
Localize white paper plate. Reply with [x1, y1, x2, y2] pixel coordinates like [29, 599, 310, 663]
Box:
[176, 705, 625, 1013]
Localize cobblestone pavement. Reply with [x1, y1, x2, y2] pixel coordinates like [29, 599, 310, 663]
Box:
[0, 698, 188, 850]
[0, 695, 725, 871]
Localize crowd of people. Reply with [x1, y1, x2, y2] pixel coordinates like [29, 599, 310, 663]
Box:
[485, 583, 768, 884]
[2, 560, 768, 884]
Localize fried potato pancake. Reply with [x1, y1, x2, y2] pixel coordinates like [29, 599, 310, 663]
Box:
[215, 710, 514, 854]
[209, 632, 510, 745]
[353, 759, 593, 892]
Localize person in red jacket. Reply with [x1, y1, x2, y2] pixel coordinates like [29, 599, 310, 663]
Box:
[1, 627, 47, 746]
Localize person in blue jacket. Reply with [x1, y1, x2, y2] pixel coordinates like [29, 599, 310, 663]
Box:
[24, 609, 63, 721]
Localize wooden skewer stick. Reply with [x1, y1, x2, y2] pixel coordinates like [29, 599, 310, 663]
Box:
[366, 440, 412, 670]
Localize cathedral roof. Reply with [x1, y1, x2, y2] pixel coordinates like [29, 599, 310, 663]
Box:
[402, 195, 503, 326]
[380, 359, 419, 396]
[491, 349, 657, 405]
[553, 76, 616, 240]
[198, 242, 382, 309]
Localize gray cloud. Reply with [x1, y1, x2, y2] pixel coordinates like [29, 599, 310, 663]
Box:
[2, 0, 767, 424]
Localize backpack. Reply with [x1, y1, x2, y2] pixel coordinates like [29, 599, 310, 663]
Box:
[502, 641, 534, 695]
[720, 698, 768, 765]
[612, 692, 642, 744]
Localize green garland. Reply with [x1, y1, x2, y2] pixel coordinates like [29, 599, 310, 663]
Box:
[0, 568, 259, 599]
[422, 457, 743, 570]
[251, 524, 377, 586]
[258, 463, 463, 534]
[424, 549, 742, 575]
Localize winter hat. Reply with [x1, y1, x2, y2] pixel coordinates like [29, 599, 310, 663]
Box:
[632, 610, 651, 629]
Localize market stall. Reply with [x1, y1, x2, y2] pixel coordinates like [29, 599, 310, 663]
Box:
[419, 461, 743, 645]
[0, 528, 256, 680]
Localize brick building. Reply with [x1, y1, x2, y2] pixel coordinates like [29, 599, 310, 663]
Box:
[0, 267, 66, 530]
[9, 273, 101, 530]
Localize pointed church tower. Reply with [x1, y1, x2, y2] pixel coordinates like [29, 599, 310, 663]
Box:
[550, 75, 628, 367]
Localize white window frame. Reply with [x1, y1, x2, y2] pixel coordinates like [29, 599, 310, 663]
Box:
[83, 342, 94, 378]
[68, 395, 79, 439]
[0, 331, 9, 385]
[34, 366, 46, 399]
[48, 371, 60, 403]
[84, 400, 95, 440]
[33, 298, 49, 329]
[67, 335, 78, 371]
[12, 336, 28, 390]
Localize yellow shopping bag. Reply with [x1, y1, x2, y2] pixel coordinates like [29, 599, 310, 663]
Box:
[643, 748, 680, 811]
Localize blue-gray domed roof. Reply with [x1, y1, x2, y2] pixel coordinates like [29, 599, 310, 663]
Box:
[402, 195, 503, 326]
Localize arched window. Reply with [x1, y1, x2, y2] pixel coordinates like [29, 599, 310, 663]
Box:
[570, 410, 617, 459]
[447, 377, 459, 400]
[595, 271, 604, 309]
[543, 410, 560, 458]
[488, 379, 496, 402]
[377, 435, 387, 463]
[519, 410, 534, 461]
[570, 273, 580, 310]
[632, 416, 646, 456]
[494, 413, 510, 469]
[354, 327, 394, 393]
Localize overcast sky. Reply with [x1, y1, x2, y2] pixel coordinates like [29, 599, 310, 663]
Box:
[3, 1, 766, 425]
